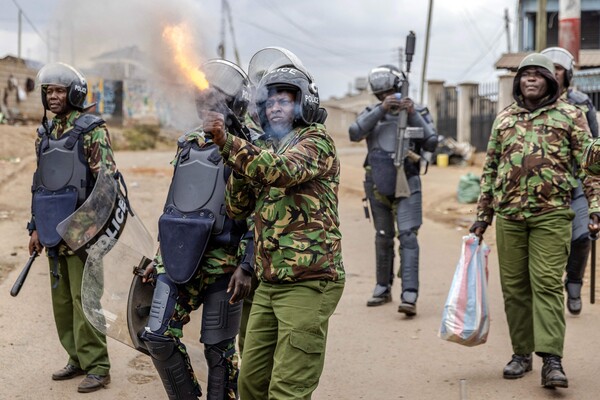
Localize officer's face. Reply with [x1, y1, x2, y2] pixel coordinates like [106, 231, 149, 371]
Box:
[554, 64, 567, 91]
[519, 67, 548, 101]
[45, 85, 69, 115]
[265, 90, 296, 137]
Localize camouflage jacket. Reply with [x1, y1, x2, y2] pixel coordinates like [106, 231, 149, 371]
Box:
[222, 123, 345, 284]
[476, 99, 600, 224]
[154, 128, 248, 280]
[33, 110, 116, 255]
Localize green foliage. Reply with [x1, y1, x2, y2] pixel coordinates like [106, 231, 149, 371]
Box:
[119, 124, 160, 150]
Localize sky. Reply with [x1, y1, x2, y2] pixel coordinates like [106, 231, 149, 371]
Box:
[0, 0, 517, 103]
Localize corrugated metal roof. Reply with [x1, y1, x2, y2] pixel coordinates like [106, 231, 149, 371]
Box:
[495, 49, 600, 71]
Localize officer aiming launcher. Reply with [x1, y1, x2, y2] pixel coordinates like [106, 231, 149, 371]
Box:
[394, 31, 418, 198]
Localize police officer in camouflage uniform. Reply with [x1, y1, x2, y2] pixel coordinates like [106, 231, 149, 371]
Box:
[541, 47, 599, 315]
[28, 62, 112, 393]
[206, 54, 345, 399]
[470, 53, 600, 389]
[140, 59, 256, 400]
[348, 65, 437, 315]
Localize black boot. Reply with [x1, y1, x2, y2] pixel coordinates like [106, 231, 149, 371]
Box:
[541, 355, 568, 388]
[367, 284, 392, 307]
[503, 354, 532, 379]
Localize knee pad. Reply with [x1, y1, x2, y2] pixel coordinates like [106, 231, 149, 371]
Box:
[201, 276, 243, 346]
[399, 229, 418, 250]
[141, 331, 200, 400]
[147, 274, 179, 335]
[204, 340, 238, 400]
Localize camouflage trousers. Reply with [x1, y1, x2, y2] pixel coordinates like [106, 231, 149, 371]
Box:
[238, 279, 344, 400]
[495, 209, 574, 357]
[49, 254, 110, 376]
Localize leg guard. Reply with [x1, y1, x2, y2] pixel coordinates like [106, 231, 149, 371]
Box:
[147, 274, 179, 334]
[201, 277, 242, 399]
[398, 229, 419, 303]
[566, 236, 591, 284]
[141, 331, 200, 400]
[204, 339, 238, 400]
[375, 234, 395, 287]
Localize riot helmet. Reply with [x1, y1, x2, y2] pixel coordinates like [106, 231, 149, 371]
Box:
[541, 47, 575, 87]
[255, 66, 320, 129]
[195, 59, 251, 120]
[513, 53, 559, 107]
[368, 65, 404, 95]
[36, 62, 88, 111]
[248, 46, 313, 86]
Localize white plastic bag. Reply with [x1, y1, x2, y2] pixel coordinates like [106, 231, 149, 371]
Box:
[439, 234, 490, 347]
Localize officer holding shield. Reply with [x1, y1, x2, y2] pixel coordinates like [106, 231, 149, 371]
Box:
[27, 62, 113, 393]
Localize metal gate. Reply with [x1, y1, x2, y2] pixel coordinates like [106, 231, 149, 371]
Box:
[435, 87, 457, 140]
[470, 82, 498, 152]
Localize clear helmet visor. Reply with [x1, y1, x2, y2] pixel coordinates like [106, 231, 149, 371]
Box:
[248, 47, 312, 86]
[203, 59, 248, 98]
[36, 62, 86, 89]
[368, 67, 398, 94]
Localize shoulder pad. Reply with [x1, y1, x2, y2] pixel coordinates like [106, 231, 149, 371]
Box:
[567, 90, 590, 105]
[415, 104, 434, 123]
[73, 113, 105, 134]
[36, 121, 54, 137]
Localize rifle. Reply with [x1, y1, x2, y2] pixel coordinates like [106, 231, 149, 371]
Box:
[10, 250, 38, 297]
[394, 31, 417, 198]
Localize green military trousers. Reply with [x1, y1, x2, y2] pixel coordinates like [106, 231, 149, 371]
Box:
[495, 209, 574, 357]
[49, 254, 110, 376]
[238, 279, 344, 400]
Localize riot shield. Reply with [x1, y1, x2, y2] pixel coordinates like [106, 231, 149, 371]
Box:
[58, 168, 156, 351]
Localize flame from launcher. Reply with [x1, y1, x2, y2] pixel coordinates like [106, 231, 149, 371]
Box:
[162, 23, 209, 90]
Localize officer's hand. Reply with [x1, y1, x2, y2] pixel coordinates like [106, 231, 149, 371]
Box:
[28, 231, 43, 255]
[202, 111, 227, 148]
[589, 213, 600, 239]
[142, 263, 157, 284]
[227, 267, 252, 304]
[469, 221, 489, 244]
[381, 93, 403, 112]
[399, 97, 415, 113]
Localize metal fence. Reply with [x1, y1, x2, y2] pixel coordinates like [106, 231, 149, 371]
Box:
[435, 87, 457, 140]
[470, 82, 498, 152]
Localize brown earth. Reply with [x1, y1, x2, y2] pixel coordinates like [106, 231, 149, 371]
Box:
[2, 123, 597, 400]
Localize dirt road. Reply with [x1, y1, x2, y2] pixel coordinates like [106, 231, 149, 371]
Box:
[1, 126, 599, 399]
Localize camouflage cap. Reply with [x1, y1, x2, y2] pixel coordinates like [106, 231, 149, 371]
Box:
[582, 138, 600, 176]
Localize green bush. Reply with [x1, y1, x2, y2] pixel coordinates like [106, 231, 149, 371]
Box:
[121, 125, 160, 150]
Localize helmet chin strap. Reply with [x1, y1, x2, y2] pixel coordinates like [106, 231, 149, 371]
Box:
[42, 109, 50, 135]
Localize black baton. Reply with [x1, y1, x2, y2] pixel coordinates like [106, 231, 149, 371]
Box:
[10, 250, 38, 297]
[591, 234, 597, 305]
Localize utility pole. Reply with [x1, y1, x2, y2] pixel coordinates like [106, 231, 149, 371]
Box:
[559, 0, 581, 63]
[217, 0, 226, 58]
[17, 9, 22, 59]
[420, 0, 433, 104]
[504, 8, 511, 53]
[535, 0, 547, 51]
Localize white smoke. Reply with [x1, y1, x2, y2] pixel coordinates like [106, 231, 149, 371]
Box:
[50, 0, 221, 129]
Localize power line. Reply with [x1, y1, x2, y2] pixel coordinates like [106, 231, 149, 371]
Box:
[10, 0, 48, 46]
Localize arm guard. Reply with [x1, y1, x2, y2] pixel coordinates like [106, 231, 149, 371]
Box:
[408, 107, 439, 153]
[348, 105, 386, 142]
